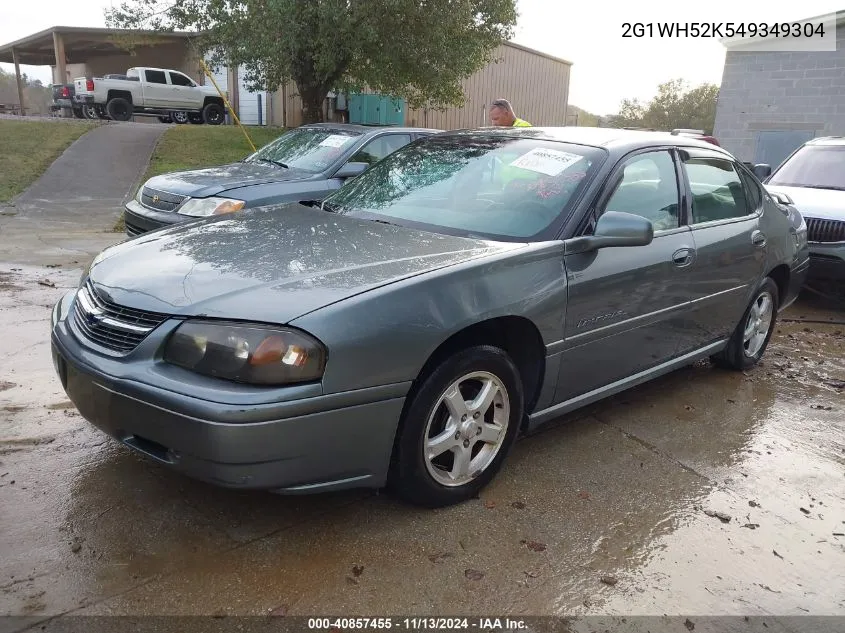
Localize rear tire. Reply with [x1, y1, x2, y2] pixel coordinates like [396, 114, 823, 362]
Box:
[388, 345, 523, 507]
[202, 102, 225, 125]
[71, 107, 85, 119]
[711, 277, 779, 370]
[106, 97, 132, 122]
[82, 105, 98, 120]
[171, 111, 189, 124]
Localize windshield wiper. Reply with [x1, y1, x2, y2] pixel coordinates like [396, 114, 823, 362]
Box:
[371, 218, 399, 227]
[255, 158, 290, 169]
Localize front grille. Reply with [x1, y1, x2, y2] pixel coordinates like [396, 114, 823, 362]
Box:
[71, 280, 170, 353]
[140, 187, 186, 212]
[806, 217, 845, 243]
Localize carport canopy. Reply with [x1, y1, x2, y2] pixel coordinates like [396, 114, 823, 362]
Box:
[0, 26, 197, 113]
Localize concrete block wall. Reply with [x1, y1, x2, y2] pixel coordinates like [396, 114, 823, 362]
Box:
[713, 23, 845, 162]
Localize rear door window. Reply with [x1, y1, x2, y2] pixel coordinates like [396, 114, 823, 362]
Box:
[144, 70, 168, 84]
[682, 156, 751, 224]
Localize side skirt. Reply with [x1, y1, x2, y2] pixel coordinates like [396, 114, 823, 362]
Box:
[526, 340, 728, 429]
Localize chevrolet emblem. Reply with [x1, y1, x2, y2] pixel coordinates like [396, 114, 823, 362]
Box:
[152, 195, 160, 203]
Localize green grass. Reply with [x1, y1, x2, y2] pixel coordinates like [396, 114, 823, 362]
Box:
[114, 124, 286, 232]
[0, 119, 98, 203]
[141, 124, 286, 183]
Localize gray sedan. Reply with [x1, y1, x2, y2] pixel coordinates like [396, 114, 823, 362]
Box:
[123, 123, 437, 236]
[51, 127, 809, 507]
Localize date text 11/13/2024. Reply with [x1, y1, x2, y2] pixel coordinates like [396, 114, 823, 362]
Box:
[622, 21, 827, 38]
[307, 617, 528, 631]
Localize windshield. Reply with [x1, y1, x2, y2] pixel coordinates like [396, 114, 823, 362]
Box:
[322, 134, 604, 241]
[768, 145, 845, 190]
[244, 127, 361, 173]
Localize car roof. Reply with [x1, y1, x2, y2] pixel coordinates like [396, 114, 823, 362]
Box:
[804, 136, 845, 147]
[302, 123, 441, 135]
[437, 126, 733, 155]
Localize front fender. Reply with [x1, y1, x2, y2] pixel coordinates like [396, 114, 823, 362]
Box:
[291, 241, 568, 395]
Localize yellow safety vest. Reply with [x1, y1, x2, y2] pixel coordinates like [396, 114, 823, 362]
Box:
[513, 118, 532, 127]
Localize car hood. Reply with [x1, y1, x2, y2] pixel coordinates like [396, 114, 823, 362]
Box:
[145, 162, 315, 198]
[765, 185, 845, 221]
[88, 204, 523, 324]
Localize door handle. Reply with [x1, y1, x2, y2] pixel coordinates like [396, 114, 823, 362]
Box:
[751, 230, 766, 247]
[671, 247, 695, 267]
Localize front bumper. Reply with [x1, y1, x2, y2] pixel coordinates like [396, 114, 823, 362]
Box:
[50, 290, 407, 493]
[808, 242, 845, 280]
[124, 199, 189, 237]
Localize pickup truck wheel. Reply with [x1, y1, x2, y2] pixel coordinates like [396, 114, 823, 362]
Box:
[82, 105, 98, 120]
[203, 103, 225, 125]
[171, 111, 190, 124]
[188, 113, 204, 124]
[106, 97, 132, 122]
[71, 107, 85, 119]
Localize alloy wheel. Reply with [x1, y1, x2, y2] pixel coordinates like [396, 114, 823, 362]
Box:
[743, 291, 774, 357]
[423, 371, 510, 487]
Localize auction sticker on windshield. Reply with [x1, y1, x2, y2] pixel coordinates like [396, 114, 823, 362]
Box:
[510, 148, 583, 176]
[320, 135, 352, 148]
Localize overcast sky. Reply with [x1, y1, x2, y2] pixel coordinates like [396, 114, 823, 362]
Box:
[1, 0, 842, 115]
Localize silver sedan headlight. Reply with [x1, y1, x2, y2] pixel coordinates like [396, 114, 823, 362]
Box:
[176, 197, 246, 217]
[164, 321, 327, 385]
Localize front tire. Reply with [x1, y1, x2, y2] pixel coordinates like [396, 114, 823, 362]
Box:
[712, 277, 779, 370]
[202, 102, 225, 125]
[106, 97, 132, 122]
[388, 345, 523, 507]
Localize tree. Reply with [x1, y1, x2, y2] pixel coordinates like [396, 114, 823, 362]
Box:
[105, 0, 518, 123]
[566, 105, 600, 127]
[609, 79, 719, 133]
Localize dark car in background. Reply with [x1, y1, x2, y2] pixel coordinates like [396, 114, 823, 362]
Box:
[50, 84, 83, 118]
[52, 127, 808, 507]
[123, 123, 439, 237]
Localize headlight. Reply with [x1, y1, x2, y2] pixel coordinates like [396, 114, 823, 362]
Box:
[164, 321, 326, 385]
[177, 197, 245, 217]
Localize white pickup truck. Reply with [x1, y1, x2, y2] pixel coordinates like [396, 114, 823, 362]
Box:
[73, 67, 226, 124]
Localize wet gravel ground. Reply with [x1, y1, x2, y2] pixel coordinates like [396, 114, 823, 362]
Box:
[1, 256, 843, 627]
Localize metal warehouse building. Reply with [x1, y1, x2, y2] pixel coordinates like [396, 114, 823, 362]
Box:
[0, 26, 571, 129]
[713, 11, 845, 168]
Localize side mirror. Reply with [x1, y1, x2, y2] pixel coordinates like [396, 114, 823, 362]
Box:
[752, 163, 772, 180]
[565, 211, 655, 255]
[335, 161, 368, 179]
